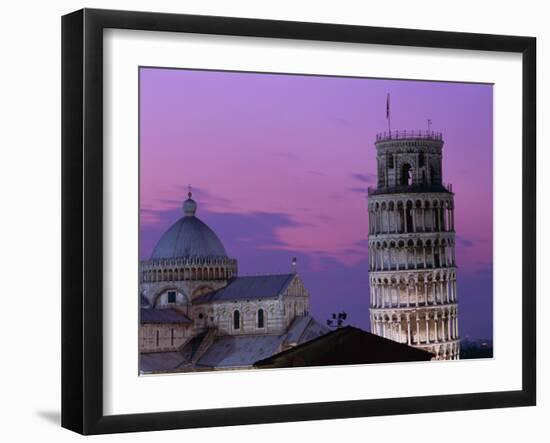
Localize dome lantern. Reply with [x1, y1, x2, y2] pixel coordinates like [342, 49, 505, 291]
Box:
[183, 191, 197, 217]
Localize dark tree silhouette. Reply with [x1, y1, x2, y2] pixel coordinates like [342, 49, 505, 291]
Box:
[326, 311, 348, 329]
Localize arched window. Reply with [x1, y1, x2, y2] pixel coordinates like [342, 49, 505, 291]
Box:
[387, 154, 394, 169]
[167, 291, 176, 304]
[430, 165, 439, 184]
[233, 310, 241, 330]
[257, 309, 265, 328]
[406, 201, 414, 232]
[401, 163, 413, 186]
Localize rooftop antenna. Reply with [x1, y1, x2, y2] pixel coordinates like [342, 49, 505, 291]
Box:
[427, 119, 432, 132]
[386, 93, 391, 133]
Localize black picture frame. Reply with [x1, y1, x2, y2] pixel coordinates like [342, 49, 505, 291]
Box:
[61, 8, 536, 435]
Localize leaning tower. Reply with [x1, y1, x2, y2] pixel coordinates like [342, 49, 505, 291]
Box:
[367, 130, 459, 360]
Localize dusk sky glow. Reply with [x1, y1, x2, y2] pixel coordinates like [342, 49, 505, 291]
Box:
[139, 67, 493, 340]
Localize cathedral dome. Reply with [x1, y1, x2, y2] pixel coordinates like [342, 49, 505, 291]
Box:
[150, 193, 228, 260]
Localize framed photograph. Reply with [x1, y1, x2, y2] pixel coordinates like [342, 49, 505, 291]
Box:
[61, 8, 536, 435]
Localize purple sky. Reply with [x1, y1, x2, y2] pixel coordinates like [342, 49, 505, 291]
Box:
[139, 67, 493, 341]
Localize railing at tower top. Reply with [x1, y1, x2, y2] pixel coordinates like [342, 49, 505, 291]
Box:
[375, 130, 443, 142]
[367, 182, 453, 195]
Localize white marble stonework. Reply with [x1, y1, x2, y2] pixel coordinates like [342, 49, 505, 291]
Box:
[367, 131, 460, 360]
[138, 193, 324, 369]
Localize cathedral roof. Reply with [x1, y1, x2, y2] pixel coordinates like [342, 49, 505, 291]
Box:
[150, 193, 228, 260]
[196, 315, 328, 369]
[140, 351, 189, 373]
[196, 335, 287, 369]
[194, 273, 295, 303]
[140, 308, 192, 324]
[284, 315, 328, 345]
